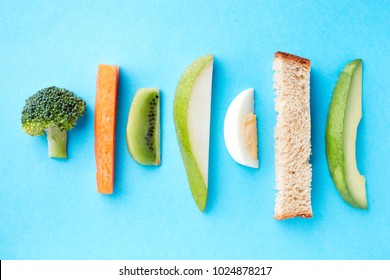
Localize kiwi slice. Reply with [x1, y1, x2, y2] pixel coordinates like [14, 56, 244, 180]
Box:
[126, 88, 160, 165]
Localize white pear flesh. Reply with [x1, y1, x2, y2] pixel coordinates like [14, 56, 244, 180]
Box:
[224, 88, 259, 168]
[173, 54, 214, 212]
[186, 62, 213, 185]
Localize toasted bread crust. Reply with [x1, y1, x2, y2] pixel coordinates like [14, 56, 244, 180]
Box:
[274, 212, 313, 220]
[274, 51, 310, 70]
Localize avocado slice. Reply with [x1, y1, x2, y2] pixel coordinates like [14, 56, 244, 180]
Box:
[326, 59, 367, 209]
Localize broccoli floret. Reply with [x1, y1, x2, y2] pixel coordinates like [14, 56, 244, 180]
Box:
[21, 86, 86, 158]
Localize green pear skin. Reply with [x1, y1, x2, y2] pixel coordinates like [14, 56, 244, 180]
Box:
[173, 54, 213, 212]
[326, 59, 367, 209]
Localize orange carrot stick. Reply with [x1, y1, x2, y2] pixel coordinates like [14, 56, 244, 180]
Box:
[95, 64, 119, 194]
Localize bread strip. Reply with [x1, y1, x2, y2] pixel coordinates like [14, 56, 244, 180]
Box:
[273, 52, 312, 220]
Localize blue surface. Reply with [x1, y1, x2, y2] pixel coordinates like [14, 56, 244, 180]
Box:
[1, 0, 389, 260]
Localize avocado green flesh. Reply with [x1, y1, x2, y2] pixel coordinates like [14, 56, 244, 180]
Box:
[126, 88, 160, 165]
[343, 62, 366, 208]
[326, 59, 367, 209]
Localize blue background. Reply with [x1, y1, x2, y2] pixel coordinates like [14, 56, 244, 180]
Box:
[1, 0, 389, 260]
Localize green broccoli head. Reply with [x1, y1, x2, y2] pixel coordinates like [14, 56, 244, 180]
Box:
[22, 86, 86, 135]
[21, 86, 86, 158]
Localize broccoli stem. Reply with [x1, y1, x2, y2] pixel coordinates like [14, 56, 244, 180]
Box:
[44, 127, 67, 158]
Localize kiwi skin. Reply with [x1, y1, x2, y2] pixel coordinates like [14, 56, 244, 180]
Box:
[126, 88, 160, 165]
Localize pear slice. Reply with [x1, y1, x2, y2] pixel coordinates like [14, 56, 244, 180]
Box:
[326, 59, 367, 209]
[173, 54, 214, 212]
[224, 88, 258, 168]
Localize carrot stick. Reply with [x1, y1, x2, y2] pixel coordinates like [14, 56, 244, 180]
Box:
[95, 64, 119, 194]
